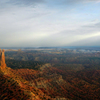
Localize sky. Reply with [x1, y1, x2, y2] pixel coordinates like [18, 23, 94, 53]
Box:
[0, 0, 100, 47]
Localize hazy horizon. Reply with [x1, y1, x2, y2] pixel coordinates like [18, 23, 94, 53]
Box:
[0, 0, 100, 47]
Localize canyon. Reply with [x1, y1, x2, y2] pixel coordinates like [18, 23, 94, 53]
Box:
[0, 49, 100, 100]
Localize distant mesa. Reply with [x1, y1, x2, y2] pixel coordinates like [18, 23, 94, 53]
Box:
[0, 49, 6, 69]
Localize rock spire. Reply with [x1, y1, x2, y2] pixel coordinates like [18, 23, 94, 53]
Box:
[0, 49, 6, 69]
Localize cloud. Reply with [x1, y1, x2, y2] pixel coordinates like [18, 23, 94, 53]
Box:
[44, 21, 100, 46]
[94, 22, 100, 27]
[82, 22, 100, 31]
[6, 0, 45, 5]
[69, 33, 100, 46]
[1, 0, 100, 8]
[47, 0, 100, 6]
[54, 21, 100, 36]
[10, 0, 45, 6]
[63, 0, 100, 4]
[0, 0, 100, 47]
[0, 0, 45, 10]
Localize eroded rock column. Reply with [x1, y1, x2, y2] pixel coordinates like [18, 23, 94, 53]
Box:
[1, 49, 6, 69]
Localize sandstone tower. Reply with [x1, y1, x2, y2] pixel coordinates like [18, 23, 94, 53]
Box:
[0, 49, 6, 69]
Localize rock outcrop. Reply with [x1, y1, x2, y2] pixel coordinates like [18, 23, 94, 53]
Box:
[0, 49, 6, 69]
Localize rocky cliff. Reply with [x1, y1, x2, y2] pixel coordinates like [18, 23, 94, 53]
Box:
[0, 55, 69, 100]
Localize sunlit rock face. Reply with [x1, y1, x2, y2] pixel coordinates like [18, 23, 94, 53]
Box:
[0, 49, 6, 69]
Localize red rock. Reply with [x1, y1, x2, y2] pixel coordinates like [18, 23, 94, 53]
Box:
[0, 49, 6, 69]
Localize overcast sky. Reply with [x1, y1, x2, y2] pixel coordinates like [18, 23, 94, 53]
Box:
[0, 0, 100, 47]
